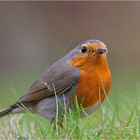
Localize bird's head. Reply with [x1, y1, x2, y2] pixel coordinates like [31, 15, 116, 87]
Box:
[67, 39, 108, 69]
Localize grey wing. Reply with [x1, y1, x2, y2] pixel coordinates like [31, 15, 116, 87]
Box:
[17, 61, 80, 106]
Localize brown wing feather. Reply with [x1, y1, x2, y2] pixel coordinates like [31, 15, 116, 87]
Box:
[17, 62, 80, 106]
[17, 81, 76, 107]
[18, 81, 72, 105]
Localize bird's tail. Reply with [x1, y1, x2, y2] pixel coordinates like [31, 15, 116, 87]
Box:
[0, 105, 16, 118]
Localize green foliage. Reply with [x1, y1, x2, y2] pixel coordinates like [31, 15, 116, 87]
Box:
[0, 81, 140, 139]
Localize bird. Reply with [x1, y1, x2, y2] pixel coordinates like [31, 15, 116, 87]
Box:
[0, 39, 112, 124]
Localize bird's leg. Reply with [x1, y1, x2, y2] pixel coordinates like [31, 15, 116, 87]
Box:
[50, 118, 55, 125]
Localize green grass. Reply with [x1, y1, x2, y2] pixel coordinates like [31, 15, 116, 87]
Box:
[0, 80, 140, 139]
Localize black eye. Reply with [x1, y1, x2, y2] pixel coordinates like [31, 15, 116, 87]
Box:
[81, 46, 87, 53]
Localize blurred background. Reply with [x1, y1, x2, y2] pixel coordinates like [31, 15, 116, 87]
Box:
[0, 1, 140, 111]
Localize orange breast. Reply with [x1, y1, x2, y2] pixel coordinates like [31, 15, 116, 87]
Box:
[76, 68, 112, 108]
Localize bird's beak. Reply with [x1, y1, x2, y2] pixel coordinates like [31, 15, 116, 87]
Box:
[97, 48, 107, 54]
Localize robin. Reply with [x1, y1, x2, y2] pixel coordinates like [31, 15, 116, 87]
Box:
[0, 39, 112, 123]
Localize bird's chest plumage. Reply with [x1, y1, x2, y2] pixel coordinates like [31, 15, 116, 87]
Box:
[76, 68, 111, 108]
